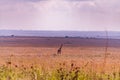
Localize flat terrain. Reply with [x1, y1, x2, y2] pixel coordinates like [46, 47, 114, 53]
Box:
[0, 36, 120, 72]
[0, 36, 120, 47]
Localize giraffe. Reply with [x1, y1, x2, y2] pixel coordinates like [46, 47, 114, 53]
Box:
[57, 44, 63, 55]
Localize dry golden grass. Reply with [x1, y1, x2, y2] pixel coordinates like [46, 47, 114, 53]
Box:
[0, 46, 120, 73]
[0, 37, 120, 79]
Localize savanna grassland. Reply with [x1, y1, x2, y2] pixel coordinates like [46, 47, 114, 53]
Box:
[0, 37, 120, 80]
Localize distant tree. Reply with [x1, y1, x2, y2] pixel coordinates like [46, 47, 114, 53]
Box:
[11, 35, 14, 37]
[65, 36, 69, 38]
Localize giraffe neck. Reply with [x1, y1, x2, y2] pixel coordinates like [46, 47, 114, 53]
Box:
[59, 44, 63, 50]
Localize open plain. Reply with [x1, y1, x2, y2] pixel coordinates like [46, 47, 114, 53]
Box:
[0, 36, 120, 79]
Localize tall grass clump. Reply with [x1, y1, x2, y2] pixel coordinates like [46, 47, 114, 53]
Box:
[0, 62, 120, 80]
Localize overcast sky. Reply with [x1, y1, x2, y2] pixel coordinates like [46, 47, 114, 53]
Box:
[0, 0, 120, 31]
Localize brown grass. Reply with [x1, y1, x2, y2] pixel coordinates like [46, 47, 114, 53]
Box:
[0, 46, 120, 73]
[0, 37, 120, 78]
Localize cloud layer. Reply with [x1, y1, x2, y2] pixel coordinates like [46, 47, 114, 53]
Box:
[0, 0, 120, 31]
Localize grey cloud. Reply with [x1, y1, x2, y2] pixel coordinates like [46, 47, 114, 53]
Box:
[0, 0, 120, 30]
[66, 0, 93, 1]
[0, 0, 46, 4]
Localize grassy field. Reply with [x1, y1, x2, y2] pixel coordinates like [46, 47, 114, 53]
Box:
[0, 37, 120, 80]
